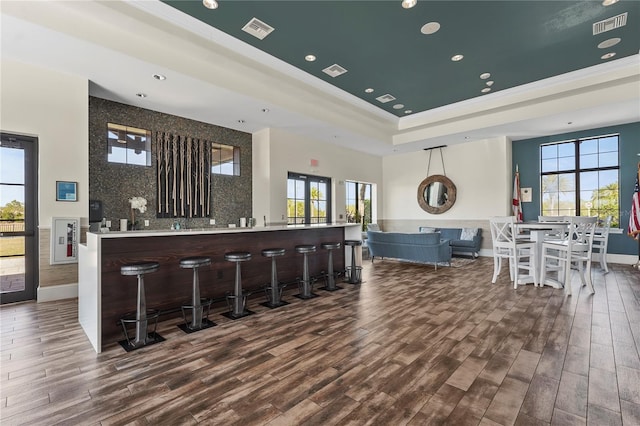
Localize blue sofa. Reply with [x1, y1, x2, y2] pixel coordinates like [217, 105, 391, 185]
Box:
[419, 227, 482, 258]
[366, 231, 452, 267]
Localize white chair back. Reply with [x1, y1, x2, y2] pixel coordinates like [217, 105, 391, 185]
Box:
[593, 215, 612, 272]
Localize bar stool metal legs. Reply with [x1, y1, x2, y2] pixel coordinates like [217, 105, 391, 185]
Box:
[344, 240, 363, 284]
[222, 252, 254, 320]
[178, 256, 215, 333]
[118, 262, 165, 351]
[295, 245, 318, 299]
[261, 248, 288, 309]
[320, 242, 342, 291]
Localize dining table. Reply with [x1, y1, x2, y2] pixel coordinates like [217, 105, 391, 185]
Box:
[514, 221, 570, 289]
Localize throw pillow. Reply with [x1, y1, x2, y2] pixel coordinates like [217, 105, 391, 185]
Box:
[419, 227, 436, 233]
[460, 227, 478, 240]
[367, 223, 380, 232]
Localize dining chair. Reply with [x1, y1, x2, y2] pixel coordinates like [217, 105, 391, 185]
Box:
[592, 215, 612, 273]
[538, 215, 568, 241]
[539, 216, 597, 295]
[489, 216, 538, 289]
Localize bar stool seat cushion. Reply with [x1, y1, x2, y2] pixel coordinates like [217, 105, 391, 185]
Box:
[262, 248, 286, 257]
[179, 257, 211, 268]
[120, 262, 160, 276]
[225, 252, 252, 261]
[344, 240, 362, 247]
[322, 242, 341, 250]
[295, 245, 317, 254]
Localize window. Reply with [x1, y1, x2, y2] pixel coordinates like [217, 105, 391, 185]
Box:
[346, 180, 372, 230]
[287, 172, 331, 224]
[540, 134, 619, 226]
[212, 143, 240, 176]
[107, 123, 151, 166]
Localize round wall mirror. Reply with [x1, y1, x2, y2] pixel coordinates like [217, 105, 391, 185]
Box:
[417, 175, 457, 214]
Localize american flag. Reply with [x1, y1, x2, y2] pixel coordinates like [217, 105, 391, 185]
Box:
[629, 164, 640, 240]
[512, 165, 523, 222]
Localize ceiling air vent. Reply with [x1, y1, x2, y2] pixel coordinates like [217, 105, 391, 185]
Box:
[322, 64, 348, 78]
[593, 12, 627, 35]
[376, 94, 396, 103]
[242, 17, 275, 40]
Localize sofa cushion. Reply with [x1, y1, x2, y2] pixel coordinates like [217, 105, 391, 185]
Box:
[451, 239, 477, 248]
[460, 227, 478, 240]
[438, 228, 461, 241]
[418, 226, 436, 233]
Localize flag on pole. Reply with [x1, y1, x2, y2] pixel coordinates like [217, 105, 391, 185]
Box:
[512, 164, 523, 222]
[628, 162, 640, 240]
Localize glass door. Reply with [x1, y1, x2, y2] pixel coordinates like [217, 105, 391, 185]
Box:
[1, 133, 37, 304]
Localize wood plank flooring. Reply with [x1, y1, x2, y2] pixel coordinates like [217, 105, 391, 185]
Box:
[1, 258, 639, 425]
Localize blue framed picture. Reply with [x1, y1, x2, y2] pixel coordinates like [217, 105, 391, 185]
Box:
[56, 181, 77, 202]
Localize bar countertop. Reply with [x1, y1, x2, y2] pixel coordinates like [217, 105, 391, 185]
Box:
[89, 222, 360, 238]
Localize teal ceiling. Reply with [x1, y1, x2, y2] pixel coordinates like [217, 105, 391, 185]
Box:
[162, 1, 639, 117]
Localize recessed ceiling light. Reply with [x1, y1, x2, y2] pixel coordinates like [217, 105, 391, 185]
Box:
[365, 88, 374, 93]
[404, 110, 412, 114]
[401, 0, 417, 9]
[261, 108, 269, 113]
[202, 0, 218, 10]
[602, 0, 619, 6]
[481, 88, 491, 93]
[598, 37, 621, 49]
[237, 119, 245, 124]
[393, 104, 405, 109]
[480, 72, 491, 79]
[304, 54, 316, 62]
[136, 93, 146, 98]
[421, 22, 440, 35]
[568, 121, 573, 125]
[486, 81, 494, 86]
[601, 52, 616, 59]
[152, 74, 166, 81]
[451, 54, 464, 62]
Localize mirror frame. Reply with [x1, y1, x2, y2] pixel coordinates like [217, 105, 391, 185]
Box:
[417, 174, 457, 214]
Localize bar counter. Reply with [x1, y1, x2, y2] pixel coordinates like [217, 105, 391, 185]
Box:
[78, 223, 361, 352]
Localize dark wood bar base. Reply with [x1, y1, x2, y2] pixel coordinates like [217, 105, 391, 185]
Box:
[96, 227, 346, 346]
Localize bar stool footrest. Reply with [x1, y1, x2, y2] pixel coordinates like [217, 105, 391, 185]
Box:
[118, 309, 164, 351]
[345, 266, 363, 284]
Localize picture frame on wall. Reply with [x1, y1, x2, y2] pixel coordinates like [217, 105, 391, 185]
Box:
[56, 181, 77, 202]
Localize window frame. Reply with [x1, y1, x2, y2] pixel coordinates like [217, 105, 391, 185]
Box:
[106, 123, 151, 166]
[211, 143, 240, 176]
[345, 180, 372, 230]
[539, 134, 619, 226]
[287, 172, 332, 225]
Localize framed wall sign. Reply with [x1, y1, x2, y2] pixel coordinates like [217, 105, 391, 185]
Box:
[50, 217, 79, 264]
[56, 181, 77, 202]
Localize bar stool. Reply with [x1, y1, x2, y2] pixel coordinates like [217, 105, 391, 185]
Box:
[178, 256, 215, 333]
[118, 262, 165, 351]
[320, 242, 342, 291]
[261, 248, 289, 309]
[295, 244, 318, 299]
[222, 252, 254, 319]
[344, 240, 363, 284]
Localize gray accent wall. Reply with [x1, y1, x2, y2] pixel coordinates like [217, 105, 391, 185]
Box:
[89, 97, 252, 230]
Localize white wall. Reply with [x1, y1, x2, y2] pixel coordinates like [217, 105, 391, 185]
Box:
[1, 60, 89, 225]
[1, 60, 88, 297]
[383, 137, 512, 223]
[252, 128, 383, 225]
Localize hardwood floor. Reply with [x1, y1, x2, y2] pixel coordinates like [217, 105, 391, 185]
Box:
[1, 258, 639, 425]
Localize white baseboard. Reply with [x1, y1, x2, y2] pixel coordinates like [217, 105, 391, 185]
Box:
[37, 283, 78, 302]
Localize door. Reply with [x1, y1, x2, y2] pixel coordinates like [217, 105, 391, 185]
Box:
[1, 132, 38, 304]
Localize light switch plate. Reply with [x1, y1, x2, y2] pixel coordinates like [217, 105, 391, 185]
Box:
[144, 220, 149, 227]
